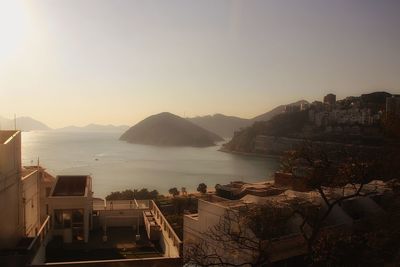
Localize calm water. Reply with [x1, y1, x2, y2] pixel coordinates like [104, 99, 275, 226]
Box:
[22, 131, 279, 198]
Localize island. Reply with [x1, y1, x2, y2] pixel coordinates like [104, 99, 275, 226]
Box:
[120, 112, 223, 147]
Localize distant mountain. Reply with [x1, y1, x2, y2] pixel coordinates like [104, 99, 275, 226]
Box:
[251, 100, 309, 122]
[0, 116, 51, 131]
[187, 114, 251, 138]
[120, 112, 223, 147]
[57, 124, 129, 132]
[186, 101, 309, 138]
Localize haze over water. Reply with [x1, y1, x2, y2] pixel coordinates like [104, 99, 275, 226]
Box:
[21, 131, 279, 198]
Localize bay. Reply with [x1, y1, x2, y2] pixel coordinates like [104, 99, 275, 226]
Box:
[22, 131, 279, 198]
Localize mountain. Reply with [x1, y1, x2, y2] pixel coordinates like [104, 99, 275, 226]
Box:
[251, 100, 309, 122]
[0, 116, 51, 131]
[222, 111, 310, 154]
[222, 91, 400, 156]
[187, 114, 251, 138]
[120, 112, 223, 147]
[57, 124, 129, 132]
[186, 101, 308, 138]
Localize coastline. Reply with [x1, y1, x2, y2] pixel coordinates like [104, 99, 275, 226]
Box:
[218, 147, 281, 159]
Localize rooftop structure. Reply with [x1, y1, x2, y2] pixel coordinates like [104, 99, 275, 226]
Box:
[0, 130, 182, 267]
[184, 178, 389, 265]
[52, 175, 90, 197]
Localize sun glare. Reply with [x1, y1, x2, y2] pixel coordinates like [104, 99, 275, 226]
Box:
[0, 0, 29, 62]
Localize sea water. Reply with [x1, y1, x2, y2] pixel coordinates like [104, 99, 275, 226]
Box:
[22, 131, 279, 198]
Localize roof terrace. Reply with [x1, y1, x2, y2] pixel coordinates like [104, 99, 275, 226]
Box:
[46, 227, 163, 263]
[52, 175, 90, 197]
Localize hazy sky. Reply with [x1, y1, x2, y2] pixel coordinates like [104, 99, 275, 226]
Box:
[1, 0, 399, 128]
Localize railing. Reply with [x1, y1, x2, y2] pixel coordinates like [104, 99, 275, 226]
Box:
[150, 200, 183, 257]
[26, 215, 51, 263]
[99, 200, 150, 211]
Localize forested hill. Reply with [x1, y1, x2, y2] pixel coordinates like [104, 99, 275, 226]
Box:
[120, 112, 223, 147]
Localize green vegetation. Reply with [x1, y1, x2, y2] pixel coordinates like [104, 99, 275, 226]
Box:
[196, 183, 207, 194]
[105, 188, 160, 200]
[168, 187, 179, 197]
[185, 202, 295, 266]
[156, 196, 198, 239]
[223, 110, 309, 153]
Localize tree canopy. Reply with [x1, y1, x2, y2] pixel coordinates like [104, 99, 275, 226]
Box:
[105, 188, 159, 200]
[169, 187, 180, 197]
[197, 183, 207, 194]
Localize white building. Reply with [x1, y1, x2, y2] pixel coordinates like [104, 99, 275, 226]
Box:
[183, 179, 387, 265]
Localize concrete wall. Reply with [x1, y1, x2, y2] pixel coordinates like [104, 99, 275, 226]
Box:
[31, 257, 183, 267]
[22, 170, 41, 237]
[149, 201, 181, 258]
[183, 199, 308, 264]
[0, 131, 23, 249]
[183, 200, 255, 265]
[49, 196, 92, 243]
[183, 200, 227, 257]
[40, 171, 55, 223]
[98, 209, 144, 229]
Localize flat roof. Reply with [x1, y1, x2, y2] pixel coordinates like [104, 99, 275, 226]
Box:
[52, 176, 88, 197]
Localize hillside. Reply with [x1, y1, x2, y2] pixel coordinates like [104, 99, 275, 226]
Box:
[223, 111, 309, 153]
[0, 116, 51, 131]
[222, 92, 399, 156]
[120, 112, 223, 147]
[187, 114, 251, 138]
[251, 100, 308, 122]
[187, 101, 308, 138]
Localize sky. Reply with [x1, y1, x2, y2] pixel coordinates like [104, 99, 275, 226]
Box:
[0, 0, 399, 128]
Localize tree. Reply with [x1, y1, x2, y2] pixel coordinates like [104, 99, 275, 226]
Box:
[311, 189, 400, 266]
[105, 188, 159, 200]
[169, 187, 180, 197]
[282, 141, 400, 260]
[197, 183, 207, 194]
[185, 203, 294, 267]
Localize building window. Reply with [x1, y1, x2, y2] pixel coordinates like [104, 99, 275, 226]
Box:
[63, 212, 72, 228]
[54, 209, 83, 229]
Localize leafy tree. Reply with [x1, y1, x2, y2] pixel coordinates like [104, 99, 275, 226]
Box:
[185, 203, 295, 266]
[282, 141, 400, 258]
[169, 187, 180, 197]
[105, 188, 159, 200]
[197, 183, 207, 194]
[311, 190, 400, 266]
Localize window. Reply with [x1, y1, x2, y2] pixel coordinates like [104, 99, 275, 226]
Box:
[54, 209, 84, 229]
[63, 212, 71, 228]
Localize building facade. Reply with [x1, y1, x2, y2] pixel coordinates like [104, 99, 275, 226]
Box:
[0, 131, 24, 249]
